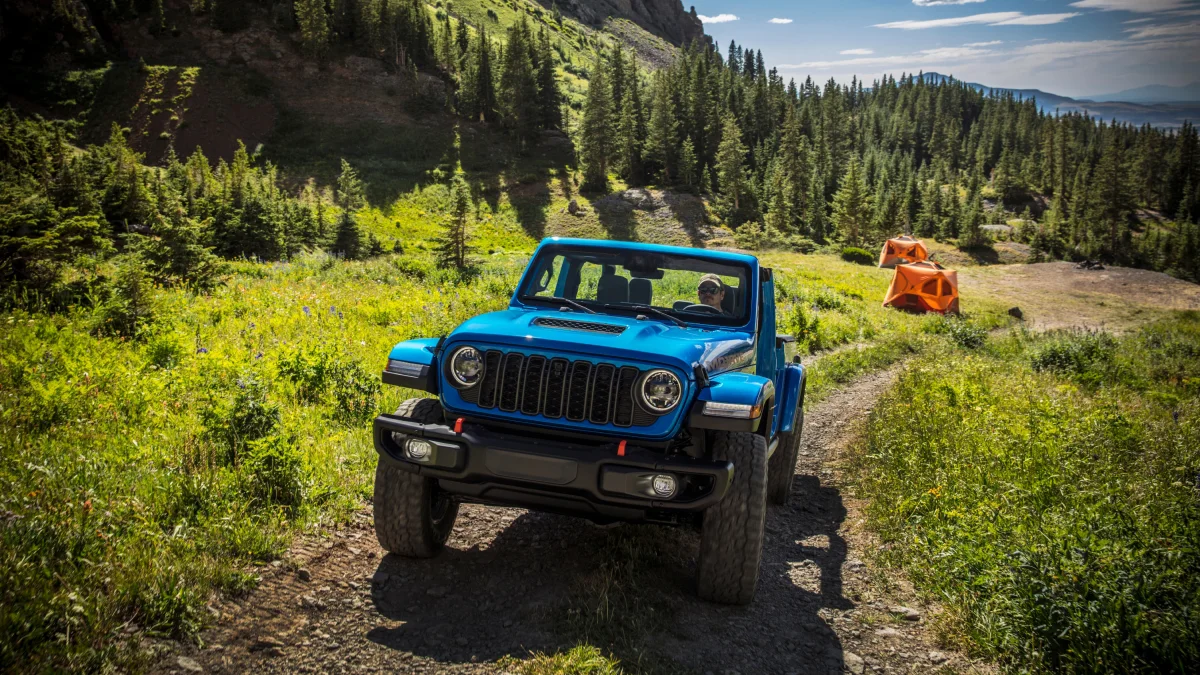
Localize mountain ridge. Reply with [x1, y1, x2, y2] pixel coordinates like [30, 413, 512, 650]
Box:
[1084, 82, 1200, 104]
[920, 72, 1198, 128]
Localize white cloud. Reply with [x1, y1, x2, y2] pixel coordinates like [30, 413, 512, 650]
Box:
[965, 40, 1004, 46]
[780, 46, 996, 69]
[1125, 21, 1200, 39]
[1070, 0, 1190, 12]
[874, 11, 1079, 29]
[913, 0, 987, 5]
[768, 18, 793, 24]
[1124, 18, 1154, 24]
[993, 13, 1082, 26]
[698, 14, 739, 24]
[840, 48, 875, 55]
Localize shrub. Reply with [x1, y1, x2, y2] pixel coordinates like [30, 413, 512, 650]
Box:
[331, 361, 380, 427]
[91, 260, 157, 338]
[278, 345, 340, 403]
[925, 315, 987, 349]
[1030, 330, 1117, 383]
[840, 246, 874, 265]
[202, 374, 280, 465]
[243, 434, 309, 511]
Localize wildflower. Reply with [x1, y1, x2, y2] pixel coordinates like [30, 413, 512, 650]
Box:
[248, 322, 256, 330]
[255, 351, 264, 360]
[196, 347, 208, 354]
[338, 312, 344, 319]
[303, 306, 311, 317]
[330, 306, 336, 314]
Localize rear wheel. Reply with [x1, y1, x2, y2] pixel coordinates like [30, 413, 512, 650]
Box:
[696, 431, 768, 605]
[373, 398, 459, 557]
[768, 407, 804, 505]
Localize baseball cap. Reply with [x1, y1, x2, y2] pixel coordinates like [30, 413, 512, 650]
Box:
[697, 274, 723, 291]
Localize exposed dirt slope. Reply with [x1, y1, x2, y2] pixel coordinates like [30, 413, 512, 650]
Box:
[159, 367, 983, 675]
[959, 261, 1200, 331]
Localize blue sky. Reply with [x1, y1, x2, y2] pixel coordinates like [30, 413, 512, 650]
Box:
[689, 0, 1200, 97]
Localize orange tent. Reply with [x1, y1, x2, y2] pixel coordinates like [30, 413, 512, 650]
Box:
[883, 261, 960, 314]
[878, 235, 929, 268]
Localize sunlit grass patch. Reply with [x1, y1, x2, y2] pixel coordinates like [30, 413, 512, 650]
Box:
[849, 314, 1200, 672]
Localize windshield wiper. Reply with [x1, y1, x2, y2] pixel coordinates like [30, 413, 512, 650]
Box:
[531, 296, 597, 314]
[604, 303, 688, 328]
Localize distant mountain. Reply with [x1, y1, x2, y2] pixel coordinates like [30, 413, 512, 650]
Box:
[1084, 82, 1200, 104]
[919, 72, 1199, 128]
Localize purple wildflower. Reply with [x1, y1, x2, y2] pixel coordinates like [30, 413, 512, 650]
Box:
[302, 306, 311, 317]
[196, 347, 208, 354]
[248, 322, 256, 330]
[337, 312, 344, 320]
[330, 306, 336, 314]
[255, 351, 264, 360]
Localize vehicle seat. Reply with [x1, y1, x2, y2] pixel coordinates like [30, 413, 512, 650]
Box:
[596, 265, 628, 304]
[721, 285, 740, 315]
[629, 278, 653, 305]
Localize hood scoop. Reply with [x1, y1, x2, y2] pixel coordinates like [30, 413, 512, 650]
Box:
[532, 317, 627, 335]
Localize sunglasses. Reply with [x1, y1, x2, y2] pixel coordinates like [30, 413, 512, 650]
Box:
[698, 286, 721, 296]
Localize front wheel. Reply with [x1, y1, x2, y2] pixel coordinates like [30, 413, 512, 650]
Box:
[373, 398, 459, 557]
[696, 431, 769, 605]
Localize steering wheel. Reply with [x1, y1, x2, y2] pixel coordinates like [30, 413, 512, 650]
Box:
[682, 303, 723, 315]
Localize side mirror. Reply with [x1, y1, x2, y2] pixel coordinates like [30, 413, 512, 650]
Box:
[776, 334, 796, 349]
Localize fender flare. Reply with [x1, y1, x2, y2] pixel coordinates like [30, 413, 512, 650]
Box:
[381, 337, 442, 394]
[777, 364, 806, 435]
[687, 371, 774, 433]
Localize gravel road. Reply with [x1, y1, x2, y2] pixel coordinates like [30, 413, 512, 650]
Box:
[162, 366, 981, 675]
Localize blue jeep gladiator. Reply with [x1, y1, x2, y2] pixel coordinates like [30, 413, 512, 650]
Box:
[373, 238, 806, 604]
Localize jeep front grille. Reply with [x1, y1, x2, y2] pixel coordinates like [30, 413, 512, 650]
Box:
[460, 350, 658, 427]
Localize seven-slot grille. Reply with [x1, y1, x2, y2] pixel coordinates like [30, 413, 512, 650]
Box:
[459, 349, 655, 427]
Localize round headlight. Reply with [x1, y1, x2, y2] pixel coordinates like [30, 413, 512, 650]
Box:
[449, 346, 484, 387]
[640, 369, 682, 413]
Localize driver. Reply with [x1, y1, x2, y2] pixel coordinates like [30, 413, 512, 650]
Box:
[697, 274, 728, 314]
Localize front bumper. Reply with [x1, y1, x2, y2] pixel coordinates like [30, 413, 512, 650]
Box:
[373, 414, 734, 523]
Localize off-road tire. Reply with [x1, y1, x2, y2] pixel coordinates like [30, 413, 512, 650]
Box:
[768, 408, 803, 505]
[373, 398, 459, 557]
[696, 431, 769, 605]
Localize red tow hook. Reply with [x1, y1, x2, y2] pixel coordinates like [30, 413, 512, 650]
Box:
[617, 439, 627, 457]
[454, 417, 464, 434]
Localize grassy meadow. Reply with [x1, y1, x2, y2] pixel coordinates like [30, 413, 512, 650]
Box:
[851, 316, 1200, 672]
[0, 222, 1011, 671]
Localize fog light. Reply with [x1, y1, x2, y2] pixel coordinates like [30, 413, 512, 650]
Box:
[651, 474, 677, 499]
[405, 438, 434, 462]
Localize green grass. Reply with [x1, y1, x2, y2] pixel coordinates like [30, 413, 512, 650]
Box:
[849, 315, 1200, 672]
[0, 198, 1008, 671]
[0, 253, 523, 671]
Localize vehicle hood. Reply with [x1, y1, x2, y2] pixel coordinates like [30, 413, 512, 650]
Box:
[445, 309, 755, 376]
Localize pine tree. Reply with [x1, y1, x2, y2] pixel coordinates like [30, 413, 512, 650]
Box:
[579, 61, 614, 191]
[535, 29, 562, 130]
[333, 159, 366, 260]
[435, 167, 473, 270]
[295, 0, 329, 60]
[498, 18, 540, 149]
[715, 115, 748, 225]
[679, 137, 698, 190]
[616, 78, 645, 185]
[643, 73, 677, 183]
[831, 157, 870, 246]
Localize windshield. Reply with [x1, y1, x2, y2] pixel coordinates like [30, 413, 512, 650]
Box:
[519, 246, 752, 326]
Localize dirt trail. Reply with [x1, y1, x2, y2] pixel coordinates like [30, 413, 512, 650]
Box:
[163, 366, 979, 675]
[164, 262, 1197, 674]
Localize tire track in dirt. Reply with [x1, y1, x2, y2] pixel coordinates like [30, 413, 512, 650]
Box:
[161, 366, 983, 675]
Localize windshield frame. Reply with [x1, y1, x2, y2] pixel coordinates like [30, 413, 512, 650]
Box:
[513, 244, 758, 330]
